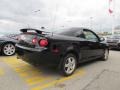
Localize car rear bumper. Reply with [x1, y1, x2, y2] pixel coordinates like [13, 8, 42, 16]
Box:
[16, 45, 61, 66]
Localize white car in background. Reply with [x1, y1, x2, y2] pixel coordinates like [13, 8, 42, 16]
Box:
[106, 34, 120, 49]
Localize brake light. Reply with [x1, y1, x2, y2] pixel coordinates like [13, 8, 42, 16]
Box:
[32, 38, 37, 44]
[39, 39, 48, 47]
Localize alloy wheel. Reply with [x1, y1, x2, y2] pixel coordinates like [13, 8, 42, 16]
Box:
[3, 43, 15, 56]
[64, 57, 76, 75]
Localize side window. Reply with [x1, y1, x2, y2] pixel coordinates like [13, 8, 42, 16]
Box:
[74, 30, 86, 38]
[83, 30, 99, 42]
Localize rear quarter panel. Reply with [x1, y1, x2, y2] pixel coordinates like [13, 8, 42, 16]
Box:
[47, 35, 82, 60]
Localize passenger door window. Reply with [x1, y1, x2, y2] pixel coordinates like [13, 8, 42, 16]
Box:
[83, 30, 99, 42]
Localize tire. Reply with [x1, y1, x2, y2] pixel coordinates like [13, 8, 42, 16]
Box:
[101, 49, 109, 61]
[2, 43, 16, 56]
[60, 53, 77, 76]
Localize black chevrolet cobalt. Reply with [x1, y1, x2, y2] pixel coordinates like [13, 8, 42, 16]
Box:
[16, 27, 109, 76]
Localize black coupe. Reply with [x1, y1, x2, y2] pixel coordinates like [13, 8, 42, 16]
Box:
[16, 27, 109, 76]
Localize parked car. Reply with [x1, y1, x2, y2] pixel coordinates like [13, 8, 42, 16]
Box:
[106, 34, 120, 49]
[0, 34, 19, 56]
[16, 27, 109, 76]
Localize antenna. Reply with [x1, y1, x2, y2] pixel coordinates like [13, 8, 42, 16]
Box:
[52, 2, 59, 30]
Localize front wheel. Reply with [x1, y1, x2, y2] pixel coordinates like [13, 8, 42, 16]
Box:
[60, 53, 77, 76]
[2, 43, 16, 56]
[102, 49, 109, 61]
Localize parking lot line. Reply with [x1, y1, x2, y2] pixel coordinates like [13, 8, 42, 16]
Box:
[26, 76, 52, 85]
[3, 56, 85, 90]
[15, 67, 40, 73]
[4, 58, 28, 67]
[19, 71, 43, 78]
[0, 68, 4, 76]
[19, 73, 29, 77]
[31, 69, 85, 90]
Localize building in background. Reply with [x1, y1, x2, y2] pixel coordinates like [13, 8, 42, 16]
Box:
[113, 26, 120, 34]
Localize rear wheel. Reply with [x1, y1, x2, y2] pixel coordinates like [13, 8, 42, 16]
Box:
[2, 43, 15, 56]
[60, 53, 77, 76]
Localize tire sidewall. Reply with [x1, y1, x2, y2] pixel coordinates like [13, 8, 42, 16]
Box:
[103, 49, 109, 61]
[60, 53, 77, 76]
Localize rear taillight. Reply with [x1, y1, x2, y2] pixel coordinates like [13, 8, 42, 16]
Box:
[39, 39, 48, 47]
[32, 38, 37, 44]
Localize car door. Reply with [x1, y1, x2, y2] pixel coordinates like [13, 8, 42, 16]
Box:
[82, 29, 102, 60]
[74, 30, 92, 61]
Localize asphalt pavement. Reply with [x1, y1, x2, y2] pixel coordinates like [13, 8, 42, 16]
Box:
[0, 50, 120, 90]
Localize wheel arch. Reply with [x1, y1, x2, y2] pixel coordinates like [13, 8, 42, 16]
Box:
[58, 49, 79, 69]
[64, 50, 79, 63]
[2, 41, 15, 47]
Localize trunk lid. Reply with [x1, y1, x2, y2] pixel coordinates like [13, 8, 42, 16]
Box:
[18, 28, 49, 48]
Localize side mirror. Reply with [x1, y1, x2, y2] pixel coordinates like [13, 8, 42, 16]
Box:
[100, 37, 105, 42]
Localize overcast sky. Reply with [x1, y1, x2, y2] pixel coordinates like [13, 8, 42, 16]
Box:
[0, 0, 120, 34]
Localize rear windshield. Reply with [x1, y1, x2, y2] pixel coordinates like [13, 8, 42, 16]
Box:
[55, 28, 83, 36]
[20, 34, 35, 41]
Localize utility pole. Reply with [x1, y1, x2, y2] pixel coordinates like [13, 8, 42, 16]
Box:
[108, 0, 116, 35]
[33, 9, 45, 29]
[52, 2, 59, 30]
